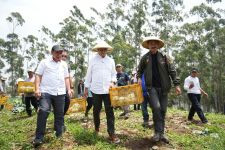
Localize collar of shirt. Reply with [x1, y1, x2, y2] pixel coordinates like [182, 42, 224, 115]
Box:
[51, 57, 61, 63]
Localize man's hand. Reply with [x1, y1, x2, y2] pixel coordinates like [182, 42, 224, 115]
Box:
[202, 91, 208, 98]
[84, 88, 88, 98]
[138, 78, 142, 85]
[175, 86, 181, 95]
[67, 89, 72, 98]
[35, 89, 41, 99]
[189, 84, 194, 89]
[110, 81, 116, 88]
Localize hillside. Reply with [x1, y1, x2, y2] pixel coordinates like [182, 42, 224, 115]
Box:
[0, 106, 225, 150]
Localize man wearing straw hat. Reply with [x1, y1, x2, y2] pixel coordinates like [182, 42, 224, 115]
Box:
[84, 41, 120, 144]
[137, 36, 181, 143]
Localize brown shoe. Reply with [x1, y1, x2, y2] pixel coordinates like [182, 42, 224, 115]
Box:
[109, 134, 120, 144]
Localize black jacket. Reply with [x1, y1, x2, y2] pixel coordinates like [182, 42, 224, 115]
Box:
[137, 51, 180, 94]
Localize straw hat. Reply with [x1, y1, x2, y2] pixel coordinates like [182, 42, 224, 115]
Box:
[142, 36, 164, 49]
[92, 41, 113, 52]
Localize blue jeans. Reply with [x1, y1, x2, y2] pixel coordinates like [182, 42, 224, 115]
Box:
[141, 95, 150, 122]
[147, 87, 168, 134]
[35, 93, 65, 140]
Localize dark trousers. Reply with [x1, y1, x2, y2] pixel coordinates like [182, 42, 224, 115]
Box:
[85, 97, 93, 115]
[134, 104, 141, 110]
[25, 96, 38, 116]
[141, 95, 150, 122]
[92, 92, 115, 135]
[35, 93, 65, 140]
[187, 93, 207, 122]
[148, 87, 168, 134]
[0, 105, 4, 110]
[64, 93, 70, 115]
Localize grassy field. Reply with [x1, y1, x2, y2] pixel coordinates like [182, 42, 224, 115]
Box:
[0, 104, 225, 150]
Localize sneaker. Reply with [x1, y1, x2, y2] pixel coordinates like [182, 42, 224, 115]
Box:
[33, 139, 43, 147]
[142, 121, 152, 128]
[124, 113, 129, 119]
[160, 134, 169, 144]
[151, 133, 160, 142]
[119, 112, 126, 117]
[109, 134, 120, 144]
[202, 120, 208, 124]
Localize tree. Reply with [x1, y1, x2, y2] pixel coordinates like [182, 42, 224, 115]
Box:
[4, 12, 25, 95]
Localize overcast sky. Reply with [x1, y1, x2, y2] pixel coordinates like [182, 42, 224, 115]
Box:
[0, 0, 110, 39]
[0, 0, 224, 41]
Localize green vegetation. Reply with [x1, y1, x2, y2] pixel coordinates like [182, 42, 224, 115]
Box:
[0, 107, 225, 150]
[1, 0, 225, 113]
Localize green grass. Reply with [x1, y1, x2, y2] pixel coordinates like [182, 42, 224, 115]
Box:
[0, 106, 225, 150]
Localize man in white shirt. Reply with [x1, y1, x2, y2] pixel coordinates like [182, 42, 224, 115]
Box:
[84, 41, 120, 144]
[33, 45, 72, 147]
[24, 69, 38, 116]
[184, 68, 208, 124]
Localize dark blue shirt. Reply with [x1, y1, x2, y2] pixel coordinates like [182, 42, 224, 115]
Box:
[117, 72, 129, 86]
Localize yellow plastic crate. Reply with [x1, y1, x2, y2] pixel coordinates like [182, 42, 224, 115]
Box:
[67, 97, 86, 114]
[109, 84, 144, 107]
[4, 103, 13, 111]
[0, 95, 9, 105]
[17, 81, 35, 93]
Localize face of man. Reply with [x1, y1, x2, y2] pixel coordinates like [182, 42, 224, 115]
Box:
[28, 71, 34, 78]
[97, 48, 107, 58]
[191, 71, 198, 77]
[116, 66, 122, 73]
[148, 40, 160, 54]
[52, 50, 63, 62]
[61, 51, 68, 61]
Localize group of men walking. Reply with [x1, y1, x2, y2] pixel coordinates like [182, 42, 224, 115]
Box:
[16, 36, 208, 147]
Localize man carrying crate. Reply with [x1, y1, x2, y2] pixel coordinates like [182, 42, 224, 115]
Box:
[137, 36, 181, 143]
[116, 64, 130, 119]
[84, 41, 120, 144]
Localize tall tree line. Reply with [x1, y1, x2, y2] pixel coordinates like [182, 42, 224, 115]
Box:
[0, 0, 224, 113]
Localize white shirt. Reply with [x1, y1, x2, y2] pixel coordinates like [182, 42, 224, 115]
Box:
[36, 58, 69, 96]
[184, 76, 201, 94]
[85, 54, 117, 94]
[25, 76, 35, 82]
